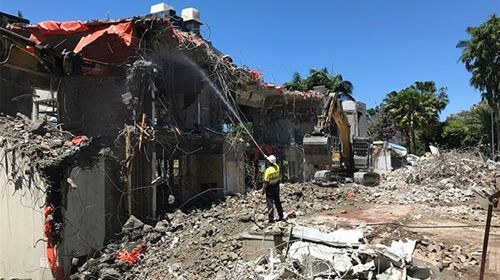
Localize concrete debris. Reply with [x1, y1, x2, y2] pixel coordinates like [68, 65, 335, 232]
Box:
[376, 265, 403, 280]
[429, 145, 440, 155]
[287, 229, 420, 279]
[30, 117, 46, 133]
[0, 113, 87, 171]
[413, 239, 481, 270]
[69, 151, 491, 279]
[290, 225, 364, 247]
[70, 185, 369, 279]
[288, 241, 349, 276]
[359, 150, 499, 206]
[352, 260, 375, 274]
[387, 239, 417, 264]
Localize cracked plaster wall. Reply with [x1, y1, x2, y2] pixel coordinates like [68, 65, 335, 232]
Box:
[0, 139, 50, 280]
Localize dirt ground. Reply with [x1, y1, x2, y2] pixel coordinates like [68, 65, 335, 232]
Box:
[309, 202, 500, 279]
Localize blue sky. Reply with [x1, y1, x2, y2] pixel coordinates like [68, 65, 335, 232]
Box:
[1, 0, 498, 118]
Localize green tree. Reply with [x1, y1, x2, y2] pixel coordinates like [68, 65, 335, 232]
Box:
[457, 14, 500, 152]
[384, 81, 449, 154]
[441, 101, 492, 151]
[284, 68, 353, 95]
[283, 72, 307, 91]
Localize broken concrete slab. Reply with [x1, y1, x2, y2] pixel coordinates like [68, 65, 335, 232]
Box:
[290, 225, 364, 247]
[387, 239, 416, 263]
[240, 231, 286, 261]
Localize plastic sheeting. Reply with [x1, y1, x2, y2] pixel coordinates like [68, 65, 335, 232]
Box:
[37, 21, 89, 34]
[388, 142, 408, 157]
[74, 22, 133, 53]
[24, 20, 134, 63]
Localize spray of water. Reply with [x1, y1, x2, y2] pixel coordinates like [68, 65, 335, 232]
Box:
[184, 56, 268, 158]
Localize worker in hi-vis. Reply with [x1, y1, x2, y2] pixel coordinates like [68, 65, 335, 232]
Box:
[262, 155, 284, 223]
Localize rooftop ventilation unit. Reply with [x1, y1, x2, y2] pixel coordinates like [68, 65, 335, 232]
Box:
[181, 8, 202, 23]
[181, 8, 202, 35]
[150, 3, 176, 18]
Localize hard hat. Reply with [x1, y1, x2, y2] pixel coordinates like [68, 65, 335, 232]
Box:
[267, 155, 277, 164]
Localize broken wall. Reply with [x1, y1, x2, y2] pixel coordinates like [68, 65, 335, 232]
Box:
[0, 139, 50, 280]
[259, 119, 315, 145]
[60, 157, 123, 274]
[0, 68, 36, 117]
[223, 141, 245, 194]
[57, 76, 128, 138]
[282, 145, 304, 181]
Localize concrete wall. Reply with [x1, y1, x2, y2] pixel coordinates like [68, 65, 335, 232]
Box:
[58, 76, 128, 137]
[259, 119, 316, 145]
[282, 145, 304, 181]
[0, 138, 122, 279]
[223, 143, 245, 194]
[0, 139, 51, 280]
[59, 161, 108, 274]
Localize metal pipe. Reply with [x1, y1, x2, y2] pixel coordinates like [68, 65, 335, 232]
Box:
[0, 26, 36, 46]
[479, 203, 493, 280]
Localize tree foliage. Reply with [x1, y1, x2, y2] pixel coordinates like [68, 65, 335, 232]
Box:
[457, 14, 499, 108]
[284, 68, 353, 95]
[441, 101, 492, 150]
[457, 14, 500, 150]
[384, 81, 449, 154]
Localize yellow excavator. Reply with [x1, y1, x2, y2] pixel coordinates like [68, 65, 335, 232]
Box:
[303, 92, 380, 186]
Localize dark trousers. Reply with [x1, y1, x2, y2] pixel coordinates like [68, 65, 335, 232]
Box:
[266, 184, 284, 221]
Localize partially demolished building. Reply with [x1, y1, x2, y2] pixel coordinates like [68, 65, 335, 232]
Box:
[0, 6, 322, 279]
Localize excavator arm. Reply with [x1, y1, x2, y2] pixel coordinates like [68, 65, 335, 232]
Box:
[324, 92, 351, 160]
[304, 92, 352, 171]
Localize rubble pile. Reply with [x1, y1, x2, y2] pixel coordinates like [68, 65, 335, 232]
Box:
[0, 113, 87, 170]
[413, 238, 480, 271]
[408, 151, 496, 190]
[365, 150, 498, 205]
[70, 181, 478, 279]
[69, 184, 340, 279]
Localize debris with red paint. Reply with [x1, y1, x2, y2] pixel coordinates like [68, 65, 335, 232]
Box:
[65, 135, 89, 147]
[346, 192, 354, 200]
[116, 244, 145, 265]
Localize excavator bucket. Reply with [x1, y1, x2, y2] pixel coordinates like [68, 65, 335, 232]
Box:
[303, 134, 331, 169]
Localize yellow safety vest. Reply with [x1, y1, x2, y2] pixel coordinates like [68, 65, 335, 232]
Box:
[263, 165, 280, 185]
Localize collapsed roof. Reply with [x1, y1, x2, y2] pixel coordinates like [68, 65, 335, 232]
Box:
[2, 15, 322, 113]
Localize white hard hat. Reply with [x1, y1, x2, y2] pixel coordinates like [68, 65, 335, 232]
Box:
[267, 155, 277, 164]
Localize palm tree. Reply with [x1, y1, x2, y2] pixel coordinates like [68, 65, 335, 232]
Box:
[457, 14, 499, 153]
[284, 67, 354, 95]
[384, 81, 449, 154]
[283, 72, 306, 91]
[330, 74, 354, 96]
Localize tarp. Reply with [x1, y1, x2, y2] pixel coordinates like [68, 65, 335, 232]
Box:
[37, 21, 89, 34]
[74, 22, 133, 53]
[23, 20, 135, 63]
